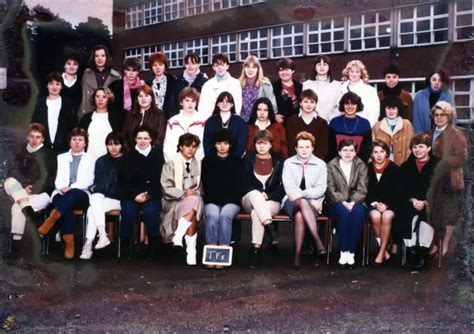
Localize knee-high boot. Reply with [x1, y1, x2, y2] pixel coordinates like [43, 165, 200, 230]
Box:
[38, 209, 61, 237]
[184, 234, 197, 265]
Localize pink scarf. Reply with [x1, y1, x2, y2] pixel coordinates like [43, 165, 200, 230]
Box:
[124, 78, 142, 111]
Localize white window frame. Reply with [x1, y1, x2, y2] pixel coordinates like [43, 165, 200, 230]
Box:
[162, 41, 185, 68]
[187, 0, 211, 16]
[144, 0, 163, 26]
[186, 38, 210, 65]
[398, 3, 449, 47]
[349, 11, 391, 51]
[454, 1, 474, 41]
[307, 17, 345, 55]
[239, 28, 269, 61]
[163, 0, 185, 21]
[211, 34, 238, 63]
[125, 4, 144, 30]
[271, 23, 304, 58]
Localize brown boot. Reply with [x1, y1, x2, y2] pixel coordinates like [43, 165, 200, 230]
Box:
[37, 209, 61, 236]
[63, 234, 75, 259]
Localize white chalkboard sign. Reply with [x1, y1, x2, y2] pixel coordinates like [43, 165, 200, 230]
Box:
[202, 245, 233, 266]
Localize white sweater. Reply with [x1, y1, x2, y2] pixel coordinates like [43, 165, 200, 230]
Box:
[163, 111, 206, 162]
[303, 79, 342, 123]
[197, 75, 242, 121]
[341, 80, 380, 127]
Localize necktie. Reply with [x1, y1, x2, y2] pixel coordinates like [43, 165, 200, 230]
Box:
[185, 162, 190, 174]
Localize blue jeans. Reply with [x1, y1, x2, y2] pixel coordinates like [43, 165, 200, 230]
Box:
[52, 189, 89, 235]
[204, 203, 240, 245]
[330, 202, 367, 253]
[120, 199, 161, 239]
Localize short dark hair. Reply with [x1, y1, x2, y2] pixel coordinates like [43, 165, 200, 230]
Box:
[45, 72, 63, 86]
[213, 128, 233, 146]
[133, 124, 155, 141]
[68, 127, 88, 149]
[383, 64, 400, 77]
[212, 53, 229, 66]
[184, 53, 200, 64]
[28, 123, 46, 138]
[410, 133, 431, 148]
[177, 133, 201, 152]
[178, 87, 200, 105]
[379, 96, 406, 120]
[212, 91, 236, 115]
[247, 97, 276, 124]
[371, 139, 390, 155]
[123, 57, 141, 71]
[149, 52, 169, 70]
[89, 87, 115, 107]
[277, 58, 295, 71]
[309, 55, 332, 81]
[88, 44, 112, 70]
[339, 92, 364, 112]
[338, 138, 357, 151]
[63, 50, 81, 64]
[105, 132, 124, 147]
[425, 69, 450, 87]
[300, 89, 318, 103]
[253, 129, 274, 146]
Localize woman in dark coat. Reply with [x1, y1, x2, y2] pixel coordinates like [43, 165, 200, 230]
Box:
[366, 140, 399, 265]
[175, 53, 208, 96]
[147, 52, 177, 120]
[272, 58, 302, 124]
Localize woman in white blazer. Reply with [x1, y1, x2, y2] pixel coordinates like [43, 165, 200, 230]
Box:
[37, 127, 95, 259]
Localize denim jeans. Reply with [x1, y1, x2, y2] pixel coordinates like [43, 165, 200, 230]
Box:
[204, 203, 240, 245]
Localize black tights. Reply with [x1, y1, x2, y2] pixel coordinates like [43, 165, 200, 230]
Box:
[293, 198, 324, 265]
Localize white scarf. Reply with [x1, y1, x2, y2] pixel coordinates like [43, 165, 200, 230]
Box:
[172, 155, 201, 191]
[183, 69, 200, 86]
[135, 145, 152, 157]
[26, 143, 44, 153]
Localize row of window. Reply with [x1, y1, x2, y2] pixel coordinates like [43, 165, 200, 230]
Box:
[124, 2, 474, 70]
[125, 0, 265, 29]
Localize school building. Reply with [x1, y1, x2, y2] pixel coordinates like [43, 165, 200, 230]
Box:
[111, 0, 474, 125]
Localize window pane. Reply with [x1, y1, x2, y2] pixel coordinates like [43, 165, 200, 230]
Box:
[351, 15, 361, 25]
[401, 22, 413, 33]
[457, 27, 474, 39]
[416, 20, 430, 32]
[309, 34, 319, 43]
[379, 36, 390, 47]
[433, 3, 448, 15]
[457, 2, 473, 11]
[434, 30, 448, 42]
[434, 17, 448, 29]
[334, 41, 344, 51]
[454, 79, 471, 91]
[417, 32, 431, 43]
[350, 29, 361, 38]
[321, 43, 332, 53]
[455, 95, 470, 106]
[365, 26, 376, 37]
[457, 14, 472, 26]
[309, 45, 319, 53]
[334, 18, 344, 28]
[365, 38, 376, 48]
[351, 40, 362, 50]
[417, 5, 430, 18]
[334, 31, 344, 40]
[401, 34, 414, 45]
[456, 107, 470, 120]
[321, 32, 331, 41]
[400, 7, 414, 19]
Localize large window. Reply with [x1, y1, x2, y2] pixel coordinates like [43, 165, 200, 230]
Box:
[452, 77, 474, 123]
[349, 11, 391, 51]
[163, 0, 185, 21]
[455, 1, 474, 41]
[144, 0, 162, 26]
[162, 41, 185, 68]
[186, 38, 210, 65]
[271, 23, 304, 57]
[239, 28, 268, 61]
[188, 0, 211, 16]
[211, 34, 237, 62]
[125, 4, 143, 29]
[399, 3, 449, 46]
[307, 18, 344, 55]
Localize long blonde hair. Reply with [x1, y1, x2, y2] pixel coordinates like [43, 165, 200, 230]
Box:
[239, 55, 268, 87]
[341, 60, 370, 84]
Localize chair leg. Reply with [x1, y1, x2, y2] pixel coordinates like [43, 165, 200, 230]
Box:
[401, 241, 406, 267]
[438, 238, 443, 269]
[326, 219, 333, 265]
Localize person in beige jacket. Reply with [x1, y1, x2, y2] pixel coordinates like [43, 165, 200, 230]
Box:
[372, 96, 414, 166]
[326, 138, 368, 269]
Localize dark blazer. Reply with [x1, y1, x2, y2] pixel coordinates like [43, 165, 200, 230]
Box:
[78, 110, 123, 134]
[201, 154, 243, 205]
[118, 148, 164, 200]
[147, 74, 178, 120]
[203, 114, 248, 158]
[241, 152, 285, 202]
[272, 79, 302, 120]
[175, 72, 208, 96]
[366, 161, 400, 209]
[91, 154, 122, 199]
[8, 145, 57, 195]
[31, 96, 77, 153]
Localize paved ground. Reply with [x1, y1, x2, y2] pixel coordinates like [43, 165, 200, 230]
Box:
[0, 222, 472, 333]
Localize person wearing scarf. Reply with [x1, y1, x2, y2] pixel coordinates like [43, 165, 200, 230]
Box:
[372, 96, 414, 166]
[3, 123, 56, 258]
[175, 53, 208, 98]
[37, 127, 95, 259]
[412, 69, 455, 133]
[366, 140, 400, 265]
[118, 125, 164, 260]
[377, 64, 413, 122]
[161, 133, 203, 265]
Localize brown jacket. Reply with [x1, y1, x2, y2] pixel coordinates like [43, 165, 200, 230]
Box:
[429, 126, 468, 190]
[378, 89, 413, 122]
[246, 122, 288, 158]
[372, 118, 414, 166]
[326, 156, 368, 204]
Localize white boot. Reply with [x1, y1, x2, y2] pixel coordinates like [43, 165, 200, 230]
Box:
[172, 217, 192, 247]
[80, 242, 93, 260]
[95, 234, 111, 250]
[338, 251, 348, 265]
[347, 252, 355, 265]
[184, 234, 197, 265]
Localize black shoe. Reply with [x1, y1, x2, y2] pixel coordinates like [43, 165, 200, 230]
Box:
[147, 237, 160, 261]
[414, 247, 429, 271]
[269, 243, 280, 256]
[249, 246, 262, 270]
[119, 237, 132, 260]
[21, 206, 40, 226]
[265, 224, 279, 244]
